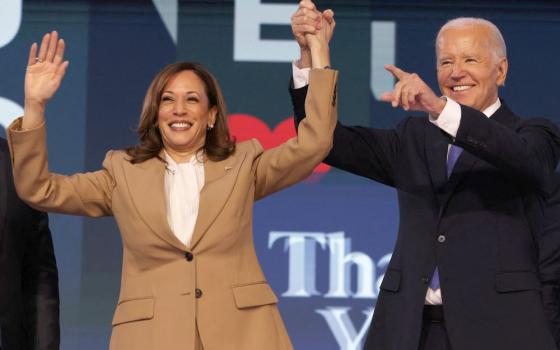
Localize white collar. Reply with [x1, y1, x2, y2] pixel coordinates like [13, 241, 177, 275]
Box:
[164, 150, 203, 173]
[482, 98, 501, 118]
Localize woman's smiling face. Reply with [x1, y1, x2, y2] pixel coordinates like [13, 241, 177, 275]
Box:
[157, 70, 216, 162]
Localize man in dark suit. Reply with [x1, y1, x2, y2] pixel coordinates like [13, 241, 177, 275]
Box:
[291, 2, 560, 349]
[541, 173, 560, 348]
[0, 136, 60, 350]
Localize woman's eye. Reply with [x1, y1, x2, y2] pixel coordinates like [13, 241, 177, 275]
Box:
[161, 96, 173, 102]
[187, 97, 199, 103]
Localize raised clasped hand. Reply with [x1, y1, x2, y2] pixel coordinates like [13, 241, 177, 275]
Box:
[380, 65, 446, 116]
[25, 31, 69, 106]
[291, 0, 335, 68]
[306, 11, 335, 52]
[291, 0, 336, 68]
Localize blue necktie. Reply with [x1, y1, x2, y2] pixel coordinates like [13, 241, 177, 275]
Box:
[446, 144, 464, 178]
[430, 144, 463, 290]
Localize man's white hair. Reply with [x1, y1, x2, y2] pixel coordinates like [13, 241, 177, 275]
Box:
[436, 17, 507, 62]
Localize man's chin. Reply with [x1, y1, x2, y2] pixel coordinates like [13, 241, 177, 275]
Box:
[451, 96, 472, 107]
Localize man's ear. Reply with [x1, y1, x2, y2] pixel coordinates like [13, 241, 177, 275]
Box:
[496, 57, 508, 87]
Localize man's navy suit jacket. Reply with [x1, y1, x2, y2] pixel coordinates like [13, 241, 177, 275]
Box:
[291, 85, 560, 350]
[541, 172, 560, 348]
[0, 137, 59, 350]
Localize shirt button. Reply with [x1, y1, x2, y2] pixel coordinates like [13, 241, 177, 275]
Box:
[437, 235, 446, 243]
[185, 252, 194, 262]
[195, 288, 203, 298]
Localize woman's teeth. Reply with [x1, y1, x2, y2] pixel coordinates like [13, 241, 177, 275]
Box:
[170, 122, 192, 130]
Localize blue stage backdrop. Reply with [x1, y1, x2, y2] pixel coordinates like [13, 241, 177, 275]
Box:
[1, 1, 559, 349]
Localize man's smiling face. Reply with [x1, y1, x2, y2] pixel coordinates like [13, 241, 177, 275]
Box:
[436, 24, 508, 112]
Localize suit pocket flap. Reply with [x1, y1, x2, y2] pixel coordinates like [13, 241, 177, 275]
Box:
[232, 282, 278, 309]
[495, 271, 540, 293]
[112, 297, 154, 326]
[380, 269, 401, 292]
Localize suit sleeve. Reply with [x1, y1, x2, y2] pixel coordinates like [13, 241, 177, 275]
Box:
[7, 118, 115, 217]
[290, 81, 402, 187]
[22, 211, 60, 350]
[454, 105, 560, 192]
[252, 69, 337, 200]
[540, 173, 560, 347]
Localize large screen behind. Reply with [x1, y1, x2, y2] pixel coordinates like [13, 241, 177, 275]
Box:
[1, 1, 559, 349]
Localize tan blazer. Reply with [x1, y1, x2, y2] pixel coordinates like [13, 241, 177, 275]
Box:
[7, 69, 338, 350]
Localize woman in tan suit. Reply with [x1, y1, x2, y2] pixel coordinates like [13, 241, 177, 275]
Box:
[7, 18, 336, 350]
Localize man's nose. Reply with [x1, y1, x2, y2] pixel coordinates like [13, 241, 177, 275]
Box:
[450, 62, 465, 79]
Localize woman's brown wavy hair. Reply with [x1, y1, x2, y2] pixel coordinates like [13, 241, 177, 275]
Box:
[126, 62, 235, 164]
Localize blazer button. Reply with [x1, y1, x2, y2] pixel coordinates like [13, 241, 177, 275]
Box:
[185, 252, 194, 262]
[421, 277, 429, 284]
[437, 234, 446, 243]
[195, 288, 203, 298]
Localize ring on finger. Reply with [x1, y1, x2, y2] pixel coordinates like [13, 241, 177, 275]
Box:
[35, 57, 43, 63]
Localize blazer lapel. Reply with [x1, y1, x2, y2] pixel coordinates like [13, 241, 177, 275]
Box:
[123, 155, 186, 251]
[425, 119, 479, 219]
[438, 149, 478, 218]
[425, 122, 450, 204]
[189, 152, 246, 249]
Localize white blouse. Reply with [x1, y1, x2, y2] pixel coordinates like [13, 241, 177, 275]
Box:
[163, 151, 205, 247]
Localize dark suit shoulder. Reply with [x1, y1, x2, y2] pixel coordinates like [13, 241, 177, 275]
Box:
[0, 136, 8, 154]
[519, 116, 560, 132]
[0, 137, 11, 179]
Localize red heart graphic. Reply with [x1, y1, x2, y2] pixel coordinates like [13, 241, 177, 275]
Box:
[228, 113, 331, 174]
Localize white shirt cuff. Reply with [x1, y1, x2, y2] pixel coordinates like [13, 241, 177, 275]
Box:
[292, 61, 310, 89]
[429, 98, 461, 138]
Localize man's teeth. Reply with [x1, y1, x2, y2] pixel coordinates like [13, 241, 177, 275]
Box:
[170, 122, 192, 129]
[452, 85, 471, 92]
